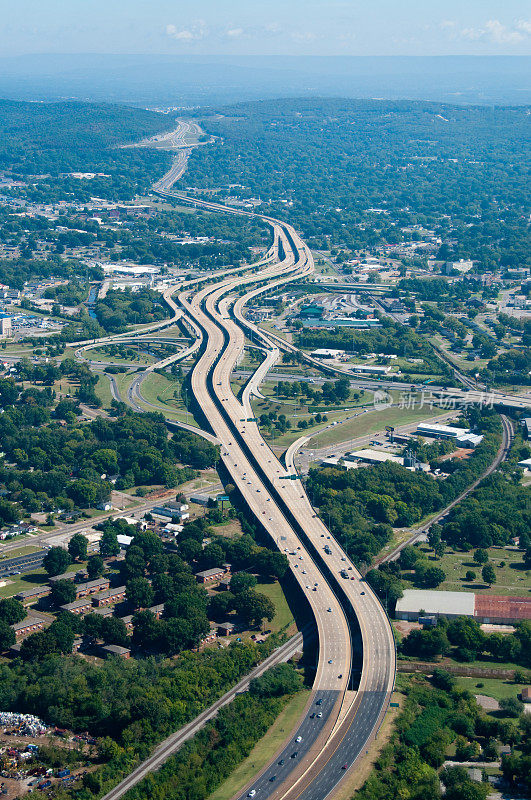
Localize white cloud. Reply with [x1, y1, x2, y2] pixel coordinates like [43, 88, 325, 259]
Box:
[516, 19, 531, 34]
[166, 20, 207, 42]
[443, 18, 531, 45]
[485, 19, 523, 44]
[226, 27, 244, 38]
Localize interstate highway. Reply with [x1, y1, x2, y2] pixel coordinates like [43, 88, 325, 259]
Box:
[170, 194, 395, 800]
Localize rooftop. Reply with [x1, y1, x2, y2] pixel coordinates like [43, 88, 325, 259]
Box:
[396, 589, 475, 616]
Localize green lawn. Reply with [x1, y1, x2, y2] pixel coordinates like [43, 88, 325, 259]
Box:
[306, 404, 449, 449]
[454, 676, 527, 703]
[138, 372, 203, 426]
[208, 689, 311, 800]
[255, 581, 296, 634]
[0, 568, 48, 599]
[95, 374, 114, 408]
[407, 544, 531, 596]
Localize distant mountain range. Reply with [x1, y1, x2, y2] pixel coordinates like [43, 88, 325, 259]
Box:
[0, 54, 529, 107]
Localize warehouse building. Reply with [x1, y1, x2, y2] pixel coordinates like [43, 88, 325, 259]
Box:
[416, 423, 470, 440]
[396, 590, 531, 625]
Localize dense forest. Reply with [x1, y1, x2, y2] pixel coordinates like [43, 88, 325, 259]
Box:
[0, 100, 171, 201]
[0, 379, 218, 519]
[183, 98, 530, 269]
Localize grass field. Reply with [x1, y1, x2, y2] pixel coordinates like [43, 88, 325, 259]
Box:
[406, 544, 531, 596]
[453, 676, 527, 702]
[208, 690, 311, 800]
[255, 580, 296, 634]
[250, 397, 375, 449]
[95, 374, 114, 408]
[306, 404, 449, 449]
[210, 520, 243, 539]
[137, 372, 204, 426]
[0, 568, 48, 599]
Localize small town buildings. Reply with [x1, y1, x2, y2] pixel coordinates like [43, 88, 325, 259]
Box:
[217, 622, 236, 636]
[12, 617, 45, 638]
[60, 598, 93, 615]
[416, 423, 470, 440]
[16, 585, 51, 605]
[75, 577, 110, 598]
[92, 585, 126, 607]
[101, 644, 130, 659]
[195, 568, 225, 584]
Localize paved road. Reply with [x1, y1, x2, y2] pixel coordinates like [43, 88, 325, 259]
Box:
[170, 195, 395, 800]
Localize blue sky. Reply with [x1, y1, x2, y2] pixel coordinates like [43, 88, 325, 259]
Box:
[2, 0, 531, 57]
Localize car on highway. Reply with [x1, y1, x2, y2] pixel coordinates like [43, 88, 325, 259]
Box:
[247, 791, 256, 797]
[317, 712, 322, 718]
[278, 759, 284, 766]
[291, 752, 298, 758]
[269, 776, 276, 782]
[296, 736, 302, 743]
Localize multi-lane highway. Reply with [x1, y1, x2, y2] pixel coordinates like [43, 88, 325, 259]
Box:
[161, 192, 396, 800]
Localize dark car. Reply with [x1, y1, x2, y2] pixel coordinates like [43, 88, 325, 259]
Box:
[291, 752, 298, 758]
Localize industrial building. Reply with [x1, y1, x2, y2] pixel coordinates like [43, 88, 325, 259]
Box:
[351, 364, 392, 375]
[416, 423, 470, 440]
[396, 590, 531, 625]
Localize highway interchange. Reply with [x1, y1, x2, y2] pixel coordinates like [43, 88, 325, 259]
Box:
[62, 142, 527, 800]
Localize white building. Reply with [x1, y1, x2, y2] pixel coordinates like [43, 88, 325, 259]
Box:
[416, 423, 470, 440]
[311, 349, 345, 359]
[351, 364, 392, 375]
[0, 316, 12, 337]
[349, 449, 403, 466]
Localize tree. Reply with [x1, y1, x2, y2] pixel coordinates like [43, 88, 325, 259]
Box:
[418, 565, 446, 588]
[250, 664, 303, 697]
[431, 668, 456, 692]
[50, 579, 76, 607]
[200, 542, 225, 570]
[0, 598, 26, 625]
[482, 563, 496, 586]
[235, 591, 275, 628]
[132, 609, 162, 649]
[100, 617, 129, 647]
[43, 546, 72, 576]
[208, 592, 235, 622]
[99, 528, 120, 557]
[230, 572, 257, 594]
[48, 621, 75, 654]
[474, 548, 489, 565]
[499, 697, 524, 718]
[400, 545, 420, 570]
[126, 577, 154, 609]
[68, 533, 88, 562]
[447, 617, 485, 655]
[465, 570, 476, 582]
[20, 630, 58, 660]
[0, 620, 15, 651]
[87, 555, 105, 580]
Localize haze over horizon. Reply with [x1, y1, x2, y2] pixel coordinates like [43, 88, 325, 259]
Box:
[2, 0, 531, 57]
